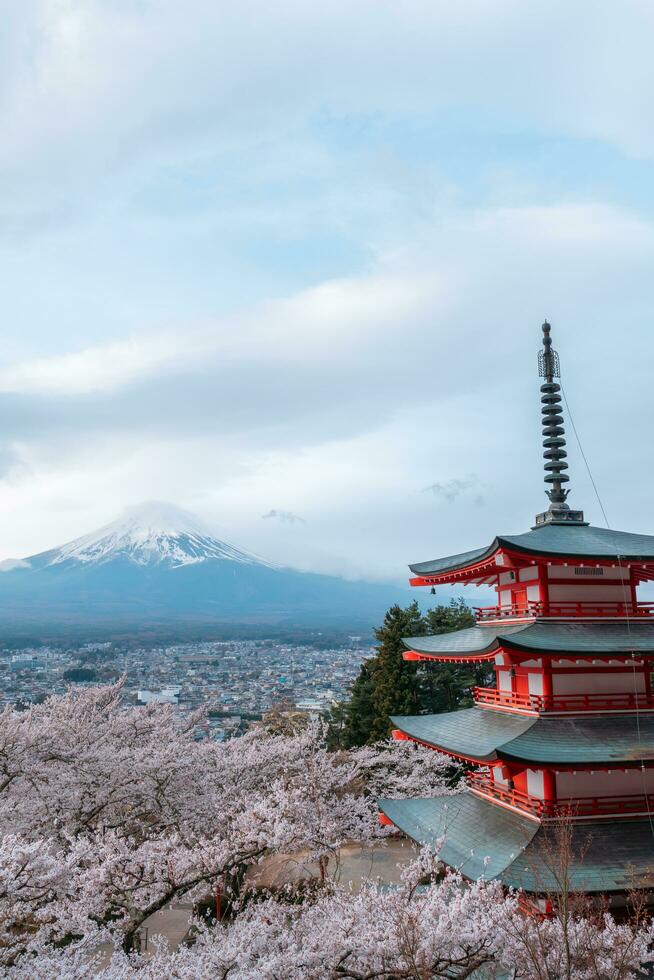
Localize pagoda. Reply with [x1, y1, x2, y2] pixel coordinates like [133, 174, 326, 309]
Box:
[380, 322, 654, 905]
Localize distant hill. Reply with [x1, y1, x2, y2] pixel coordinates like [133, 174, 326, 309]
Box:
[0, 502, 409, 637]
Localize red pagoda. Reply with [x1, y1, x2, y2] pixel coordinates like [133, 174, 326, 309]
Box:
[380, 322, 654, 904]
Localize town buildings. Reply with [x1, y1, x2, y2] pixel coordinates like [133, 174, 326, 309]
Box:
[0, 637, 371, 738]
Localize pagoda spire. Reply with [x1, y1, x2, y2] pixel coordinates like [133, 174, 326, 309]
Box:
[534, 321, 585, 526]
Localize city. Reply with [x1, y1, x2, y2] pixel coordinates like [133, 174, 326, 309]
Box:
[0, 637, 374, 738]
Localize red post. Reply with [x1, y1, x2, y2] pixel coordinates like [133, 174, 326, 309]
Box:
[542, 769, 556, 806]
[215, 886, 221, 922]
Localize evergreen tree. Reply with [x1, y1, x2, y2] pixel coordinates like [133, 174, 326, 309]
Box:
[417, 599, 491, 713]
[336, 659, 377, 748]
[423, 598, 474, 634]
[327, 598, 488, 748]
[367, 601, 425, 744]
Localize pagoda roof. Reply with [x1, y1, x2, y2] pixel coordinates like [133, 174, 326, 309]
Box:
[403, 621, 654, 660]
[378, 793, 654, 893]
[410, 522, 654, 577]
[391, 708, 654, 765]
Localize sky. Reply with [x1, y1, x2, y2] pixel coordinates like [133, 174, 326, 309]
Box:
[3, 0, 654, 583]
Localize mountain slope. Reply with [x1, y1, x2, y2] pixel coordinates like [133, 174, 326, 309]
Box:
[0, 502, 408, 634]
[26, 502, 273, 570]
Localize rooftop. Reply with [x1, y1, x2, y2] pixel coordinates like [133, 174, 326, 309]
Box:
[409, 523, 654, 578]
[379, 793, 654, 893]
[403, 621, 654, 660]
[391, 708, 654, 765]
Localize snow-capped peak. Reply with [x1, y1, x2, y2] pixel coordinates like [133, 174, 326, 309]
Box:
[31, 501, 274, 570]
[102, 501, 212, 538]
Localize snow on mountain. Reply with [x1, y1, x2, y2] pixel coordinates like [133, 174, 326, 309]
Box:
[0, 501, 408, 633]
[30, 501, 274, 570]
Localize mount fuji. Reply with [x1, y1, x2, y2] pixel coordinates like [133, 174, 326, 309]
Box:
[0, 503, 407, 636]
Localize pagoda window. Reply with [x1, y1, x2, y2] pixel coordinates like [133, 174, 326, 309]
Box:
[527, 673, 544, 696]
[492, 765, 509, 787]
[496, 668, 513, 692]
[526, 769, 545, 800]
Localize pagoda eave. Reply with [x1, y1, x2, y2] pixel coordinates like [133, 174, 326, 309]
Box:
[409, 525, 654, 584]
[391, 709, 654, 768]
[403, 621, 654, 659]
[393, 728, 654, 770]
[403, 649, 497, 663]
[379, 793, 654, 894]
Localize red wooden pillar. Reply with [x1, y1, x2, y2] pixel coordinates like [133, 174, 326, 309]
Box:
[541, 662, 553, 703]
[537, 563, 549, 615]
[630, 567, 637, 609]
[542, 769, 556, 804]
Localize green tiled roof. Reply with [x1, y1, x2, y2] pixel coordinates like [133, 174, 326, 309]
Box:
[391, 709, 534, 761]
[410, 546, 489, 576]
[403, 624, 526, 658]
[410, 522, 654, 576]
[403, 621, 654, 659]
[379, 793, 537, 883]
[379, 793, 654, 893]
[392, 709, 654, 764]
[504, 714, 654, 765]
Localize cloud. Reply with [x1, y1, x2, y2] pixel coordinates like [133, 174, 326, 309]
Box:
[0, 271, 428, 398]
[1, 197, 654, 578]
[422, 478, 485, 505]
[0, 558, 30, 573]
[262, 510, 306, 525]
[3, 3, 654, 578]
[0, 445, 26, 481]
[0, 334, 184, 396]
[5, 1, 654, 184]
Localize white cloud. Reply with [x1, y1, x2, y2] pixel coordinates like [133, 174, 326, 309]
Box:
[3, 3, 654, 579]
[0, 334, 182, 396]
[1, 198, 653, 574]
[4, 0, 654, 198]
[0, 270, 433, 396]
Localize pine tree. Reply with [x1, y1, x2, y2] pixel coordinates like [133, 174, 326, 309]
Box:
[423, 598, 474, 634]
[341, 659, 377, 748]
[417, 599, 487, 713]
[366, 602, 425, 743]
[327, 598, 488, 748]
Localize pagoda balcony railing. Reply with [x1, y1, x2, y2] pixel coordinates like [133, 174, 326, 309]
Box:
[474, 600, 654, 622]
[473, 686, 654, 714]
[467, 772, 654, 820]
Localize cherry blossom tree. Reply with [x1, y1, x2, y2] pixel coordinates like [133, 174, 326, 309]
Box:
[0, 683, 453, 963]
[10, 846, 652, 979]
[0, 683, 652, 978]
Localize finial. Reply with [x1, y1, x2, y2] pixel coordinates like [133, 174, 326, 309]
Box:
[533, 321, 585, 527]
